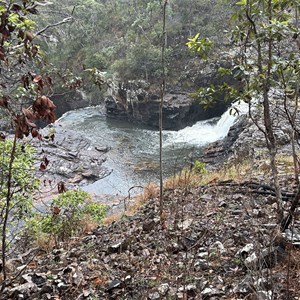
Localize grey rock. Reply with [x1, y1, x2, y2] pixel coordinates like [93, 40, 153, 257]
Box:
[107, 279, 122, 291]
[238, 243, 254, 258]
[10, 282, 38, 295]
[105, 80, 228, 130]
[201, 287, 224, 297]
[234, 276, 252, 295]
[244, 252, 258, 269]
[148, 292, 160, 300]
[194, 259, 209, 271]
[33, 125, 110, 186]
[177, 218, 193, 230]
[107, 239, 128, 253]
[158, 283, 169, 295]
[211, 241, 226, 254]
[95, 146, 110, 153]
[283, 228, 300, 246]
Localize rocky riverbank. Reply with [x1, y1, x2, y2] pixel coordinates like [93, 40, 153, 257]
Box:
[201, 90, 294, 167]
[30, 124, 111, 194]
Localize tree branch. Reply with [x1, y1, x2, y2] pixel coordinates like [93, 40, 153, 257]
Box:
[35, 17, 73, 37]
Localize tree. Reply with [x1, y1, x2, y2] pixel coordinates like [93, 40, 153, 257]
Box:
[230, 0, 300, 226]
[188, 0, 300, 226]
[0, 0, 58, 284]
[32, 0, 233, 86]
[159, 0, 168, 224]
[0, 139, 38, 280]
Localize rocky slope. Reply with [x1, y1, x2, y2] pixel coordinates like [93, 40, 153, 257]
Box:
[1, 168, 299, 299]
[1, 91, 300, 300]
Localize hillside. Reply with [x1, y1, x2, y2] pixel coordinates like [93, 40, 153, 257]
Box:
[1, 147, 300, 299]
[34, 0, 233, 91]
[2, 101, 300, 299]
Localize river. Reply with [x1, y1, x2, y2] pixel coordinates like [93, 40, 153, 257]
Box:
[56, 104, 244, 196]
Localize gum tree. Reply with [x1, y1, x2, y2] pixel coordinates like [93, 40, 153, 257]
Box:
[230, 0, 300, 226]
[188, 0, 300, 226]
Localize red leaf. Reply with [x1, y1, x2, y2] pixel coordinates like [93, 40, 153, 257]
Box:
[39, 162, 46, 171]
[0, 133, 5, 140]
[43, 156, 49, 166]
[52, 206, 61, 215]
[0, 48, 5, 61]
[31, 128, 39, 138]
[25, 31, 33, 42]
[0, 96, 8, 108]
[21, 75, 30, 89]
[22, 107, 35, 121]
[58, 181, 67, 193]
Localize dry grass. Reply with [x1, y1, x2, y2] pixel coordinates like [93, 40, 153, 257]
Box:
[79, 214, 98, 233]
[197, 160, 253, 186]
[102, 183, 159, 225]
[35, 234, 56, 252]
[164, 168, 196, 189]
[102, 160, 255, 225]
[142, 182, 159, 200]
[102, 212, 124, 225]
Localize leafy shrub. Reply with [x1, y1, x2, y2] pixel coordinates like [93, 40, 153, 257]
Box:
[0, 140, 38, 245]
[192, 160, 207, 174]
[26, 190, 107, 245]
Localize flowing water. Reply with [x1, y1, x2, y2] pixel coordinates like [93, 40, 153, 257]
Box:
[57, 103, 246, 196]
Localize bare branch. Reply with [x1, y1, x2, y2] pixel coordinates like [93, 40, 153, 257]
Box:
[35, 17, 73, 37]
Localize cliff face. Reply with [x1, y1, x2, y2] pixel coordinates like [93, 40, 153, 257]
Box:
[104, 51, 242, 130]
[51, 90, 104, 119]
[105, 80, 228, 130]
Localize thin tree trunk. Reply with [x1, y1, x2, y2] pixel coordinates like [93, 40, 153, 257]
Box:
[159, 0, 168, 223]
[264, 0, 283, 224]
[1, 133, 17, 283]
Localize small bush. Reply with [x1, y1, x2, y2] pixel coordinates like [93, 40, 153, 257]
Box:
[192, 160, 207, 174]
[25, 190, 107, 246]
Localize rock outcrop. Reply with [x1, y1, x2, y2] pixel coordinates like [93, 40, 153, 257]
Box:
[105, 80, 229, 130]
[31, 124, 110, 187]
[51, 90, 104, 119]
[202, 89, 296, 165]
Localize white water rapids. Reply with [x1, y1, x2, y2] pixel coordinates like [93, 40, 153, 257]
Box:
[165, 102, 247, 146]
[57, 102, 247, 196]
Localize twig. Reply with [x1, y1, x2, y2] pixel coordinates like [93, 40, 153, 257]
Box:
[35, 17, 73, 37]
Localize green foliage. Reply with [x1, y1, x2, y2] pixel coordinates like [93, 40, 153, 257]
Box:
[186, 33, 213, 60]
[193, 160, 207, 174]
[35, 0, 233, 84]
[83, 202, 107, 224]
[111, 42, 167, 81]
[190, 85, 219, 109]
[189, 0, 300, 109]
[0, 140, 38, 242]
[26, 190, 107, 243]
